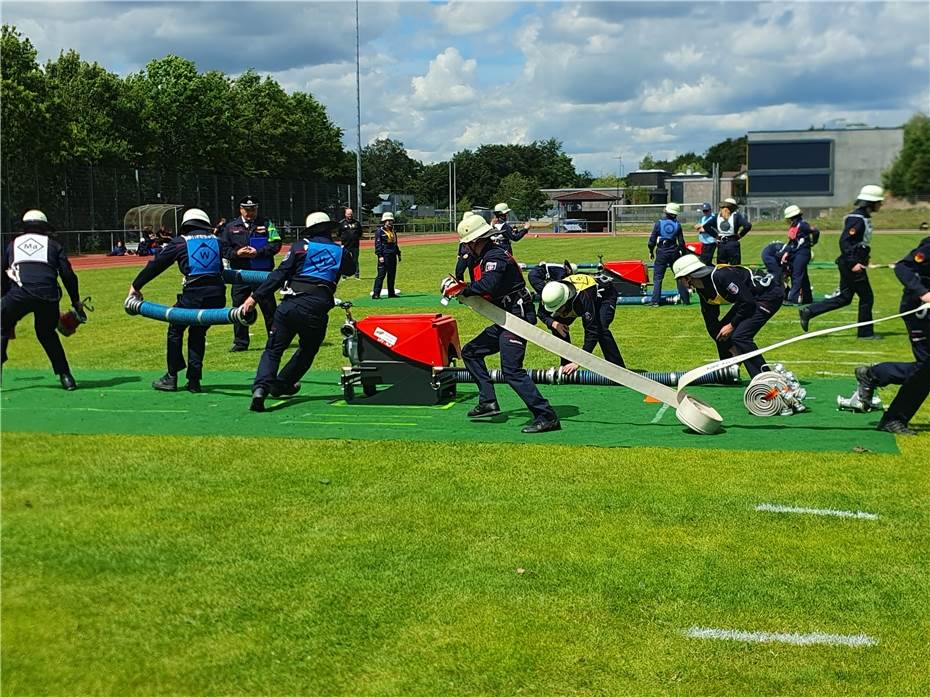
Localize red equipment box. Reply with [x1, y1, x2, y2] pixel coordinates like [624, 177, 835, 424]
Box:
[356, 314, 461, 367]
[602, 260, 648, 285]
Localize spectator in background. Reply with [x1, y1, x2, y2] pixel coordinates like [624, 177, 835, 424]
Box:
[212, 217, 226, 237]
[107, 239, 127, 256]
[136, 229, 156, 257]
[339, 208, 363, 279]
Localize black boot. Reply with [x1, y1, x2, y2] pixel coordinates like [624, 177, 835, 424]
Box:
[521, 417, 561, 434]
[59, 373, 77, 391]
[877, 419, 916, 436]
[467, 401, 501, 418]
[798, 307, 811, 332]
[185, 379, 203, 393]
[854, 366, 876, 409]
[152, 373, 177, 392]
[270, 381, 301, 398]
[250, 386, 267, 412]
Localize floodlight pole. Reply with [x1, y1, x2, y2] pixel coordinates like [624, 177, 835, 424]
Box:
[355, 0, 363, 225]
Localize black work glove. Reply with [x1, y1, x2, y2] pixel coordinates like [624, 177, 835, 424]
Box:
[648, 248, 655, 260]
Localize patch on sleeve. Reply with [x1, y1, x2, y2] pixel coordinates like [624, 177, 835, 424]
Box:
[915, 252, 926, 263]
[484, 261, 498, 271]
[847, 228, 857, 236]
[726, 282, 739, 294]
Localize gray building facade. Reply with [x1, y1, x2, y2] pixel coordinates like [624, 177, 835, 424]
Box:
[747, 127, 903, 209]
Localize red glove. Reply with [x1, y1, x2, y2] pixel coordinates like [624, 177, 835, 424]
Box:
[440, 276, 466, 298]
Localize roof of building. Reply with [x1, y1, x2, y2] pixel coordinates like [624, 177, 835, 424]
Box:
[551, 190, 621, 202]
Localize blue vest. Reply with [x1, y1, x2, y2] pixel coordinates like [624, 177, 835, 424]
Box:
[698, 214, 715, 244]
[298, 240, 343, 282]
[184, 235, 222, 276]
[658, 219, 678, 240]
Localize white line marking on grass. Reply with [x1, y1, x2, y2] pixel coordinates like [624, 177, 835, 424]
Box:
[785, 360, 864, 366]
[287, 420, 419, 427]
[816, 371, 853, 377]
[827, 350, 892, 356]
[683, 626, 877, 647]
[754, 503, 878, 520]
[650, 403, 670, 423]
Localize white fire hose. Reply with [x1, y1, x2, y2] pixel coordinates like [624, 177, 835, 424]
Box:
[457, 295, 929, 436]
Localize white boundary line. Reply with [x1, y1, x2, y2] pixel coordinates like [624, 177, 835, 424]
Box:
[683, 626, 877, 647]
[754, 503, 878, 520]
[650, 403, 670, 424]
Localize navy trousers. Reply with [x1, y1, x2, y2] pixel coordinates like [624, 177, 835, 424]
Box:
[805, 259, 874, 337]
[716, 237, 741, 265]
[1, 285, 70, 375]
[870, 304, 929, 386]
[253, 295, 330, 391]
[787, 248, 813, 304]
[231, 282, 276, 348]
[372, 254, 397, 297]
[168, 286, 226, 380]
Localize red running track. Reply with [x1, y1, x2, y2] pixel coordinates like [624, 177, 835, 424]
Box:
[69, 232, 619, 270]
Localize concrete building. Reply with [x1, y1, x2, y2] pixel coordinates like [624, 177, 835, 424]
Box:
[747, 126, 904, 210]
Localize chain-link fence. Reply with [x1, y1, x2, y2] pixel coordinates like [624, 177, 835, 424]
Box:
[1, 162, 353, 252]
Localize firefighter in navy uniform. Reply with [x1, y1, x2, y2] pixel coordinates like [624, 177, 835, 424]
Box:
[221, 195, 281, 351]
[243, 212, 356, 412]
[371, 211, 401, 298]
[783, 204, 818, 305]
[539, 269, 626, 372]
[441, 215, 560, 434]
[648, 202, 688, 306]
[128, 208, 229, 392]
[672, 253, 783, 378]
[800, 185, 883, 338]
[338, 207, 363, 279]
[527, 262, 576, 353]
[854, 236, 930, 433]
[490, 202, 529, 253]
[710, 198, 752, 265]
[1, 210, 81, 390]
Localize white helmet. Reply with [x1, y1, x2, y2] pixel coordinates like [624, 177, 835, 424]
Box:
[783, 204, 802, 220]
[857, 184, 884, 202]
[381, 212, 395, 222]
[21, 209, 51, 229]
[457, 213, 493, 243]
[181, 208, 211, 228]
[541, 281, 571, 313]
[665, 202, 682, 216]
[494, 203, 511, 215]
[721, 197, 739, 210]
[305, 211, 338, 235]
[673, 253, 712, 279]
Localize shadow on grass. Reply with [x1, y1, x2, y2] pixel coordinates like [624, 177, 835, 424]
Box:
[78, 375, 142, 389]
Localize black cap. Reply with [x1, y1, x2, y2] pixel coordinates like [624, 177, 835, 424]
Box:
[239, 195, 259, 208]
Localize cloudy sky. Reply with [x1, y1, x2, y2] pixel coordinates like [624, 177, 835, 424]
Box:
[4, 1, 929, 175]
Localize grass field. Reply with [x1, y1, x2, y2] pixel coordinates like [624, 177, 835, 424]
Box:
[2, 232, 929, 695]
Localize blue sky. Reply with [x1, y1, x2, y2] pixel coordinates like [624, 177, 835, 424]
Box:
[4, 1, 929, 175]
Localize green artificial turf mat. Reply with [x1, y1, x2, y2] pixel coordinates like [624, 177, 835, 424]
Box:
[1, 369, 897, 454]
[347, 292, 445, 308]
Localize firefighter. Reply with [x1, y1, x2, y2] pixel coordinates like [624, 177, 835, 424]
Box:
[709, 198, 752, 265]
[128, 208, 229, 392]
[1, 210, 81, 390]
[539, 269, 625, 372]
[672, 253, 782, 378]
[800, 185, 884, 338]
[441, 215, 560, 433]
[648, 202, 687, 306]
[243, 212, 356, 412]
[221, 195, 281, 351]
[694, 202, 717, 264]
[783, 204, 818, 304]
[338, 207, 363, 279]
[371, 212, 400, 299]
[490, 202, 529, 253]
[853, 236, 930, 432]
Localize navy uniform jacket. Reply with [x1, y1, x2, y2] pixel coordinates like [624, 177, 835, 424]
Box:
[761, 241, 790, 276]
[132, 227, 228, 291]
[492, 220, 528, 253]
[536, 272, 616, 350]
[786, 219, 818, 253]
[838, 206, 873, 266]
[694, 265, 779, 326]
[221, 215, 282, 271]
[374, 226, 400, 258]
[648, 216, 685, 253]
[2, 231, 80, 303]
[461, 243, 528, 311]
[339, 218, 363, 247]
[253, 234, 356, 306]
[455, 242, 479, 281]
[705, 211, 752, 240]
[894, 236, 930, 309]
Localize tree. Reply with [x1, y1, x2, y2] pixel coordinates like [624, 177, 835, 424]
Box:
[44, 49, 137, 166]
[1, 25, 54, 165]
[362, 138, 422, 194]
[590, 174, 624, 187]
[494, 172, 547, 218]
[704, 136, 747, 172]
[884, 113, 930, 199]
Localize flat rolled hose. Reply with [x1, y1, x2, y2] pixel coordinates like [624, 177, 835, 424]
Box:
[675, 394, 723, 434]
[124, 297, 256, 326]
[743, 371, 787, 417]
[223, 268, 270, 286]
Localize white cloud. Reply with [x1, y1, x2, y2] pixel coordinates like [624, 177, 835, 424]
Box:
[434, 1, 519, 35]
[410, 47, 478, 108]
